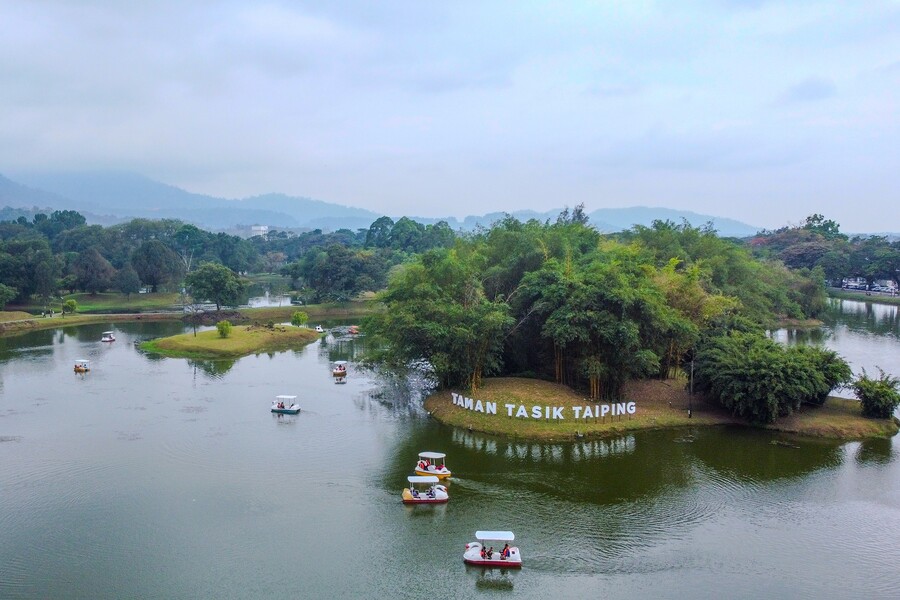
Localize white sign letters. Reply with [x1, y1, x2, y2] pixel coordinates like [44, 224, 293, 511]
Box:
[450, 392, 636, 420]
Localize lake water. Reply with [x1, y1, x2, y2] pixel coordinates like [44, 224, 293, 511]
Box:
[2, 305, 900, 599]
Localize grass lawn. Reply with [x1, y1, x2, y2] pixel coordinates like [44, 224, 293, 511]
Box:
[8, 292, 181, 314]
[141, 323, 322, 359]
[828, 289, 900, 306]
[0, 311, 35, 323]
[425, 377, 898, 441]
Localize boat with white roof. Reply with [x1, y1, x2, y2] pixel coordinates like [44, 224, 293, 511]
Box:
[463, 531, 522, 568]
[414, 451, 451, 479]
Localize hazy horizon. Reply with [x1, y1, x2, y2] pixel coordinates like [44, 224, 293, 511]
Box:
[2, 2, 898, 231]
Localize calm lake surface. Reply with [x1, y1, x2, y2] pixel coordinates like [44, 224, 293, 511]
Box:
[2, 303, 900, 599]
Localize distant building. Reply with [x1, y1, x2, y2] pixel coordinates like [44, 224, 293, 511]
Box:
[250, 224, 269, 237]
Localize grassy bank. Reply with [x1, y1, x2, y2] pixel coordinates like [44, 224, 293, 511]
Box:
[141, 323, 322, 359]
[828, 289, 900, 306]
[425, 377, 898, 441]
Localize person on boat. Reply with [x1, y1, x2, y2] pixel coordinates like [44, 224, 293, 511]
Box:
[501, 543, 510, 559]
[480, 547, 487, 559]
[412, 488, 419, 498]
[486, 547, 494, 559]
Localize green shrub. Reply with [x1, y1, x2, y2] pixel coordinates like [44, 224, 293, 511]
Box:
[290, 311, 309, 327]
[853, 368, 900, 419]
[216, 320, 233, 338]
[694, 332, 852, 423]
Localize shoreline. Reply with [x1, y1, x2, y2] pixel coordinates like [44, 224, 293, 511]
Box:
[424, 377, 899, 442]
[0, 303, 372, 338]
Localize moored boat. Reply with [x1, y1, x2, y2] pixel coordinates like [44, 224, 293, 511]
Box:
[271, 395, 301, 414]
[401, 475, 448, 504]
[315, 325, 324, 333]
[464, 531, 522, 568]
[414, 451, 452, 479]
[348, 325, 359, 335]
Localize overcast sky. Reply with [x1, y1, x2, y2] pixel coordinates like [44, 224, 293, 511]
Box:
[2, 1, 898, 231]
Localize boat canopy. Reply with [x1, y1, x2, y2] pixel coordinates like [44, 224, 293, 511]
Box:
[475, 531, 515, 542]
[275, 395, 297, 402]
[333, 360, 348, 366]
[102, 331, 114, 335]
[75, 359, 90, 365]
[407, 475, 440, 484]
[418, 451, 446, 460]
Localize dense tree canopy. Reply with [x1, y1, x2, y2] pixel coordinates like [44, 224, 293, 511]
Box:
[367, 214, 832, 406]
[185, 262, 244, 311]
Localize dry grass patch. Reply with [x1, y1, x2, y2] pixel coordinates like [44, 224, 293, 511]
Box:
[0, 311, 36, 323]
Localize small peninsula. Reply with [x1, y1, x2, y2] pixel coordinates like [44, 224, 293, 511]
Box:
[424, 378, 899, 441]
[141, 323, 321, 359]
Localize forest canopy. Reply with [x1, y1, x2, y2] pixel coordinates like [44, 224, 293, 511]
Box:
[366, 216, 833, 407]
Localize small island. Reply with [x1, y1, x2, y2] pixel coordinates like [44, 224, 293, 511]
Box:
[141, 322, 321, 359]
[425, 378, 900, 441]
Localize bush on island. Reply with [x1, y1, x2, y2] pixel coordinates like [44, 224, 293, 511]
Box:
[291, 311, 308, 327]
[853, 368, 900, 419]
[216, 320, 232, 338]
[694, 332, 852, 424]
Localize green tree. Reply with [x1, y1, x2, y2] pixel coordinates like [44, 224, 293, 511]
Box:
[0, 283, 16, 309]
[366, 248, 513, 391]
[131, 239, 183, 292]
[113, 266, 142, 297]
[62, 299, 77, 317]
[185, 262, 244, 311]
[291, 311, 309, 327]
[216, 320, 232, 338]
[365, 216, 395, 248]
[852, 368, 900, 419]
[71, 247, 116, 294]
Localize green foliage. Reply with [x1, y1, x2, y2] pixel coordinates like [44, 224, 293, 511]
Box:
[71, 247, 116, 294]
[0, 282, 16, 309]
[216, 320, 233, 338]
[185, 262, 244, 311]
[131, 239, 183, 293]
[290, 311, 309, 327]
[62, 299, 77, 317]
[113, 266, 142, 296]
[852, 368, 900, 419]
[694, 332, 852, 423]
[366, 248, 513, 390]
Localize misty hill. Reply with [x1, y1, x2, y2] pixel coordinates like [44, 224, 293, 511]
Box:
[3, 170, 760, 236]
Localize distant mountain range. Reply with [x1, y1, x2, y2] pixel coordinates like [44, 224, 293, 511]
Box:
[2, 170, 762, 237]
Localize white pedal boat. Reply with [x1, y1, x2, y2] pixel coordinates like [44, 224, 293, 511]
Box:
[332, 360, 348, 376]
[464, 531, 522, 568]
[401, 475, 448, 504]
[271, 395, 301, 414]
[414, 451, 451, 479]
